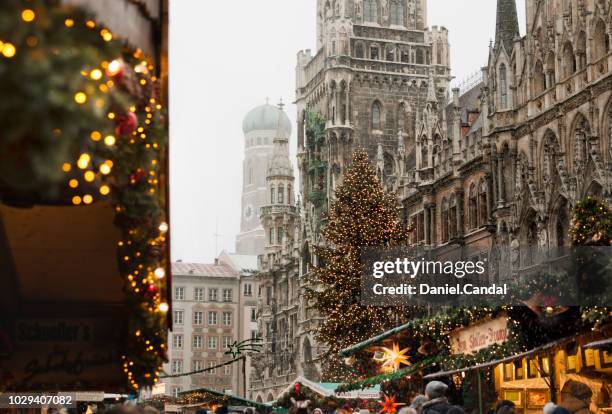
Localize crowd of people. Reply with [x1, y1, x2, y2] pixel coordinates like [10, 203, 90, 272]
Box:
[302, 380, 596, 414]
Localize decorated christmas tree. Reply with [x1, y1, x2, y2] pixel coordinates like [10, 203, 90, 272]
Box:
[307, 148, 410, 381]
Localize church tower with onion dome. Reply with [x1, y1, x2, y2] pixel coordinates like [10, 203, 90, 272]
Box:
[236, 100, 292, 256]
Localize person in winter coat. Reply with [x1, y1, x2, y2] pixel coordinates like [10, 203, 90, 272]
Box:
[411, 395, 428, 414]
[559, 380, 594, 414]
[422, 381, 453, 414]
[495, 400, 516, 414]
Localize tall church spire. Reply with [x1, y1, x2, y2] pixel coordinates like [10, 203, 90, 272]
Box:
[494, 0, 519, 52]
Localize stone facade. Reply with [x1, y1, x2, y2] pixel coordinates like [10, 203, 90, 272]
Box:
[249, 0, 612, 402]
[403, 0, 612, 278]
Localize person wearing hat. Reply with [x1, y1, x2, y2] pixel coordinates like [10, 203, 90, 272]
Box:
[421, 381, 452, 414]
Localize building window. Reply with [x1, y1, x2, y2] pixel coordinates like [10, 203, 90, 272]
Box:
[222, 288, 233, 302]
[193, 335, 202, 349]
[174, 287, 184, 301]
[208, 361, 217, 374]
[208, 336, 218, 349]
[269, 227, 275, 245]
[251, 307, 257, 322]
[193, 311, 203, 325]
[173, 310, 184, 325]
[171, 360, 183, 374]
[372, 101, 381, 130]
[243, 283, 252, 296]
[251, 330, 259, 339]
[270, 186, 275, 204]
[441, 198, 449, 243]
[469, 183, 477, 229]
[370, 45, 379, 60]
[398, 102, 406, 131]
[224, 364, 232, 375]
[593, 19, 609, 61]
[193, 360, 203, 371]
[390, 0, 404, 26]
[479, 180, 488, 225]
[561, 41, 576, 78]
[355, 42, 364, 58]
[172, 334, 183, 349]
[278, 185, 284, 203]
[194, 287, 204, 301]
[208, 288, 218, 302]
[364, 0, 378, 23]
[416, 48, 424, 64]
[208, 311, 218, 325]
[172, 387, 182, 398]
[266, 286, 272, 305]
[499, 64, 507, 109]
[223, 311, 232, 326]
[223, 336, 233, 350]
[534, 60, 546, 95]
[277, 227, 284, 244]
[449, 195, 457, 239]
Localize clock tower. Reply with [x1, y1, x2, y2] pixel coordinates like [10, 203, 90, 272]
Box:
[236, 100, 292, 256]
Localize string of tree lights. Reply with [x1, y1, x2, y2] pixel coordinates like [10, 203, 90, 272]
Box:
[306, 147, 414, 382]
[0, 0, 169, 390]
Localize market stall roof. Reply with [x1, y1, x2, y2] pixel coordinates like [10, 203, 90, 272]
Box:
[277, 376, 381, 401]
[178, 387, 271, 410]
[423, 336, 576, 379]
[584, 338, 612, 349]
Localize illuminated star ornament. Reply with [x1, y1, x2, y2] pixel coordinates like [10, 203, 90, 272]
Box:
[378, 394, 403, 414]
[381, 342, 411, 372]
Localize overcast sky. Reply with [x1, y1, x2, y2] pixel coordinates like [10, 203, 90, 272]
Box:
[169, 1, 526, 264]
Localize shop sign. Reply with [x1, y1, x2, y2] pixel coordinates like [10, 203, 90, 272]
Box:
[75, 392, 105, 402]
[450, 316, 508, 355]
[335, 388, 380, 399]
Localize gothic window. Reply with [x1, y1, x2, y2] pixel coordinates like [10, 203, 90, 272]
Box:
[278, 185, 284, 204]
[593, 19, 609, 62]
[270, 186, 275, 204]
[397, 102, 406, 131]
[246, 162, 253, 185]
[546, 52, 556, 89]
[383, 153, 394, 176]
[441, 198, 449, 243]
[364, 0, 378, 23]
[419, 211, 426, 242]
[277, 227, 284, 244]
[436, 41, 443, 64]
[421, 143, 428, 168]
[561, 41, 576, 78]
[390, 0, 404, 26]
[269, 228, 275, 245]
[479, 179, 488, 225]
[534, 60, 546, 96]
[355, 42, 365, 58]
[449, 195, 457, 239]
[499, 64, 508, 109]
[469, 183, 477, 229]
[576, 31, 587, 69]
[400, 48, 409, 62]
[370, 44, 379, 60]
[372, 101, 382, 130]
[386, 45, 396, 61]
[287, 185, 292, 205]
[416, 48, 424, 64]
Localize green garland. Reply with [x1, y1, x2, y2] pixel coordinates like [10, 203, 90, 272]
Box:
[0, 0, 168, 390]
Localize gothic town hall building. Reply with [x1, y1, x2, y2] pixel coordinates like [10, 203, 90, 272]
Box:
[247, 0, 612, 402]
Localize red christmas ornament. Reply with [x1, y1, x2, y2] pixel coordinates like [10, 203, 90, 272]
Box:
[129, 168, 147, 184]
[105, 59, 125, 80]
[294, 383, 300, 394]
[115, 112, 138, 136]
